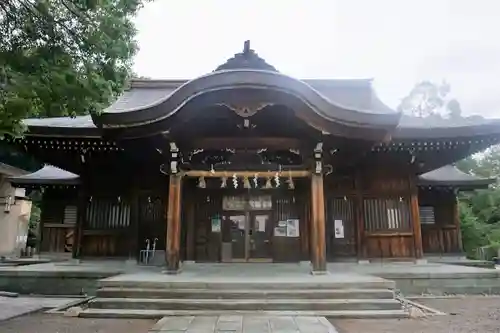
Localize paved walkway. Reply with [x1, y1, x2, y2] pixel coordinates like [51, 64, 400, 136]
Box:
[0, 296, 74, 321]
[149, 315, 337, 333]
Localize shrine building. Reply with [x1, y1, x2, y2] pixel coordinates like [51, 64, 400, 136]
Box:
[7, 41, 499, 274]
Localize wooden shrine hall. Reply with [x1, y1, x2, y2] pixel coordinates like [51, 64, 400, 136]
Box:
[7, 41, 500, 274]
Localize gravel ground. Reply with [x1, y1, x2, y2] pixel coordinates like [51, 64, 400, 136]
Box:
[332, 296, 500, 333]
[0, 312, 155, 333]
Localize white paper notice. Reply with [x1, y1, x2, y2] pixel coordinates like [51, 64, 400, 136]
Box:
[256, 215, 267, 232]
[274, 226, 287, 237]
[286, 219, 300, 237]
[334, 219, 344, 238]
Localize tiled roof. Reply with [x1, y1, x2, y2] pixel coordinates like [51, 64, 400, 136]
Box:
[8, 165, 80, 185]
[418, 165, 495, 188]
[23, 115, 95, 128]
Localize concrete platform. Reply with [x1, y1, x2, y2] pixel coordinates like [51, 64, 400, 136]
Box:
[100, 263, 395, 290]
[330, 262, 500, 295]
[0, 260, 499, 296]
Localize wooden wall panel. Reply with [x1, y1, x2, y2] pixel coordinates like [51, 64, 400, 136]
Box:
[422, 226, 460, 254]
[40, 225, 73, 253]
[323, 171, 419, 260]
[360, 172, 410, 195]
[419, 189, 462, 254]
[365, 234, 414, 258]
[80, 231, 130, 257]
[78, 195, 133, 257]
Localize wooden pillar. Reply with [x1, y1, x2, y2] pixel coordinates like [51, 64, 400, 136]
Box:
[72, 188, 86, 259]
[310, 173, 326, 272]
[354, 174, 366, 260]
[409, 182, 423, 259]
[36, 196, 47, 256]
[452, 191, 464, 253]
[185, 195, 196, 261]
[310, 142, 326, 273]
[166, 174, 182, 273]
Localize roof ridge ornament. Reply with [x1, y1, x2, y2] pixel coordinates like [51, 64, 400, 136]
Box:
[214, 40, 278, 72]
[243, 40, 251, 54]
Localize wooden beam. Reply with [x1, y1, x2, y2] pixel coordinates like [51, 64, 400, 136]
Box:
[409, 178, 423, 259]
[166, 175, 182, 273]
[182, 170, 311, 178]
[310, 173, 327, 273]
[189, 137, 304, 150]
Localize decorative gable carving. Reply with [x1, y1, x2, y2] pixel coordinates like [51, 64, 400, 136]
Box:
[217, 102, 273, 117]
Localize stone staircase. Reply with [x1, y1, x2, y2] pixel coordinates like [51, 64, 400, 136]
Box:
[79, 277, 408, 319]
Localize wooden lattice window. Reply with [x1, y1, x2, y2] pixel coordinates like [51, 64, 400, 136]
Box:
[63, 205, 77, 224]
[363, 198, 411, 231]
[85, 198, 130, 229]
[419, 206, 435, 224]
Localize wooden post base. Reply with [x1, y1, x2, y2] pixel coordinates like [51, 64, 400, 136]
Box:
[310, 269, 329, 276]
[166, 252, 181, 274]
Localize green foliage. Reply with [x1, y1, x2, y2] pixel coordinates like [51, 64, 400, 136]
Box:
[29, 201, 40, 230]
[0, 0, 150, 135]
[457, 146, 500, 259]
[459, 201, 488, 258]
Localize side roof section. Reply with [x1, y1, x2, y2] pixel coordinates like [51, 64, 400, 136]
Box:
[8, 165, 80, 186]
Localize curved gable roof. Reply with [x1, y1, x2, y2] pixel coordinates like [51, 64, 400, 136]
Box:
[95, 70, 400, 134]
[17, 42, 500, 141]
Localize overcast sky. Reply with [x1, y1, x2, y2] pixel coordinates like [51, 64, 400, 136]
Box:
[133, 0, 500, 118]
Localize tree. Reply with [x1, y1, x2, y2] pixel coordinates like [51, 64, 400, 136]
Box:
[457, 146, 500, 180]
[456, 147, 500, 259]
[398, 80, 462, 119]
[0, 0, 150, 135]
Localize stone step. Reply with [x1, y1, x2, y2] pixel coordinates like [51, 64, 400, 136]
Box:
[98, 280, 395, 290]
[96, 287, 395, 300]
[79, 308, 408, 319]
[88, 297, 402, 311]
